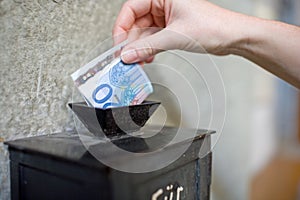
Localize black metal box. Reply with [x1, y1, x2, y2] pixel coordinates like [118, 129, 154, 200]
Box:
[5, 127, 213, 200]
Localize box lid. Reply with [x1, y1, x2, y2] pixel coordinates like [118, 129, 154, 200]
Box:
[5, 126, 214, 171]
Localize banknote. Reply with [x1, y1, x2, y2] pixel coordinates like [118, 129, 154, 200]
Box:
[71, 42, 153, 108]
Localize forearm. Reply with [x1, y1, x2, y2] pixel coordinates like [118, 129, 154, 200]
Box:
[227, 14, 300, 88]
[114, 0, 300, 88]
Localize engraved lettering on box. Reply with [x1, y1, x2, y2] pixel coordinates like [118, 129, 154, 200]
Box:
[151, 184, 184, 200]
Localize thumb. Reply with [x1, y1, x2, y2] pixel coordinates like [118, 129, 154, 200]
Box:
[121, 29, 183, 63]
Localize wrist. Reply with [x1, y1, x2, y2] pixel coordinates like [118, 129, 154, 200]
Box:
[201, 8, 262, 57]
[225, 14, 267, 58]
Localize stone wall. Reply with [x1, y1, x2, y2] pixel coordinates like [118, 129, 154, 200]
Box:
[0, 0, 124, 198]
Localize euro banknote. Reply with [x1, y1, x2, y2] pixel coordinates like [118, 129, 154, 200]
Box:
[71, 42, 153, 109]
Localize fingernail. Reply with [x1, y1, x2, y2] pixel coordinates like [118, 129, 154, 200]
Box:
[121, 49, 139, 63]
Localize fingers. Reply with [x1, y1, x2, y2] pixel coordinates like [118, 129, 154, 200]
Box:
[113, 0, 152, 45]
[134, 13, 154, 28]
[126, 15, 155, 44]
[145, 56, 155, 63]
[121, 28, 182, 63]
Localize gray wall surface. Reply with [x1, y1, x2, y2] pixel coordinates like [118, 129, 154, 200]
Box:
[0, 0, 124, 198]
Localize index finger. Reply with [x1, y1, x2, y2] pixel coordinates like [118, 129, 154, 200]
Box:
[113, 0, 152, 45]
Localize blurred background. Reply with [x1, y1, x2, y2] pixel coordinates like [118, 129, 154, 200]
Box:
[0, 0, 299, 200]
[210, 0, 300, 200]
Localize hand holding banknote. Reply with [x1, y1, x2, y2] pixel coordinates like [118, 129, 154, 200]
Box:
[114, 0, 300, 88]
[71, 42, 153, 109]
[113, 0, 234, 63]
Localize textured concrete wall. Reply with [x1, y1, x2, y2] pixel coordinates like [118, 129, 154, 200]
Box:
[0, 0, 124, 198]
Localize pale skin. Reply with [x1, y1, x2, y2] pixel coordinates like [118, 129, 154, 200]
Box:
[113, 0, 300, 88]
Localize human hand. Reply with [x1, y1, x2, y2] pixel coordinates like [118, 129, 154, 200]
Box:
[113, 0, 240, 63]
[113, 0, 300, 88]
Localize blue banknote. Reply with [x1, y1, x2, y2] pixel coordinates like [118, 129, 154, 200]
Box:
[71, 43, 153, 108]
[90, 58, 153, 108]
